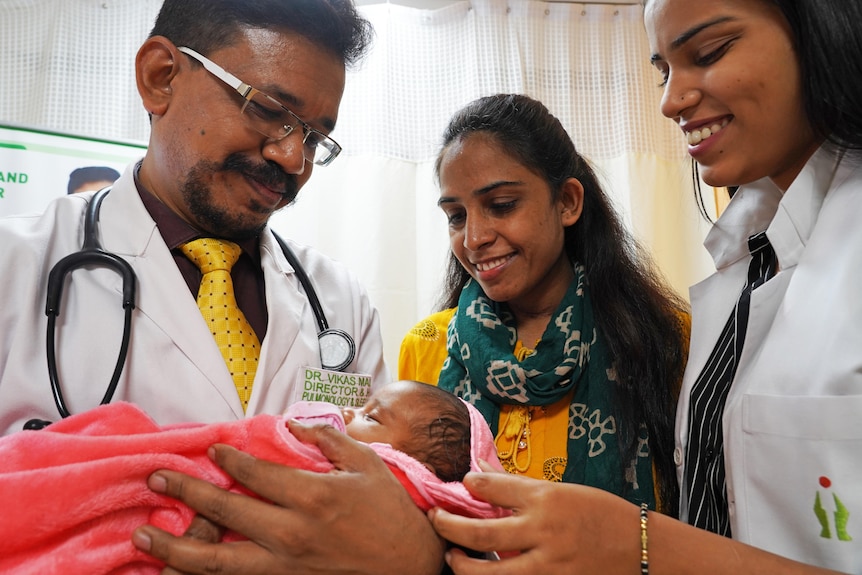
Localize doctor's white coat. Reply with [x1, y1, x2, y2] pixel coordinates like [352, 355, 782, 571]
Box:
[677, 146, 862, 572]
[0, 162, 389, 435]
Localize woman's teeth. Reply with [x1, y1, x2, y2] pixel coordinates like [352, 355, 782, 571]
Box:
[686, 119, 729, 145]
[475, 256, 509, 272]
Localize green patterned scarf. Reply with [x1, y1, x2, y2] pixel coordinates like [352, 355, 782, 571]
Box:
[438, 265, 654, 506]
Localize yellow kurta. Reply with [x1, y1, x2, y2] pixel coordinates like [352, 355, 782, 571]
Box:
[400, 307, 691, 511]
[399, 308, 570, 481]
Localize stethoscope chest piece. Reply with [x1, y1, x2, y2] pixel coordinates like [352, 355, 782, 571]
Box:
[318, 328, 356, 372]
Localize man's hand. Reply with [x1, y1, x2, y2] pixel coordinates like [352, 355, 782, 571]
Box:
[132, 420, 446, 575]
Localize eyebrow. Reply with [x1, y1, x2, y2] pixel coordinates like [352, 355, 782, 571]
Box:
[437, 179, 523, 206]
[649, 16, 735, 63]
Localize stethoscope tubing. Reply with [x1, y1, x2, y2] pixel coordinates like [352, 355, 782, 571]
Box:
[45, 188, 136, 419]
[28, 187, 355, 430]
[272, 234, 356, 372]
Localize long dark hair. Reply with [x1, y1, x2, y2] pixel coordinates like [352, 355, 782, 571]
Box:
[436, 94, 687, 514]
[772, 0, 862, 152]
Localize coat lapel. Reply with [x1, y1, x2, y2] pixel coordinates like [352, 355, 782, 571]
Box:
[97, 170, 243, 416]
[255, 231, 306, 389]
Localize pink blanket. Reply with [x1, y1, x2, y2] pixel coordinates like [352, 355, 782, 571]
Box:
[0, 401, 505, 574]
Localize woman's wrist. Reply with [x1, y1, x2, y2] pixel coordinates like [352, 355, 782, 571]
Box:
[640, 503, 650, 574]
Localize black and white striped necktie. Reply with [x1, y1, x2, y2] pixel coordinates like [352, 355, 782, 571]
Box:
[684, 231, 776, 536]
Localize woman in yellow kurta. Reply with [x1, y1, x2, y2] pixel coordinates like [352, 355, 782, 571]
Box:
[399, 94, 689, 514]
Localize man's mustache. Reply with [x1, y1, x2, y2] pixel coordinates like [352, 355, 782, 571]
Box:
[223, 154, 299, 203]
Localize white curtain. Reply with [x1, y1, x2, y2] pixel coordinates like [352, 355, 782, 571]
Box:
[0, 0, 714, 372]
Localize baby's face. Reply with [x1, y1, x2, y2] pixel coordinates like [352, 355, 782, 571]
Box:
[341, 380, 420, 449]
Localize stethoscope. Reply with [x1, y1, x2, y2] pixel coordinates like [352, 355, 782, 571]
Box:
[24, 187, 355, 430]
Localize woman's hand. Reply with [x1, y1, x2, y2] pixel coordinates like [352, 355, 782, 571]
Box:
[428, 466, 639, 575]
[429, 466, 851, 575]
[132, 420, 446, 575]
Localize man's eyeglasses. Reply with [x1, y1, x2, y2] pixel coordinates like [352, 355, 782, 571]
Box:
[178, 46, 342, 167]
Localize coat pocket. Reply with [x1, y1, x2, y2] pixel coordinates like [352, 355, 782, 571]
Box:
[739, 394, 862, 573]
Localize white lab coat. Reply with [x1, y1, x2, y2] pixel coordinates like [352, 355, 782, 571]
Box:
[677, 146, 862, 572]
[0, 162, 390, 435]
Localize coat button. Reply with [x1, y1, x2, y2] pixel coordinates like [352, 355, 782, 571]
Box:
[674, 447, 683, 465]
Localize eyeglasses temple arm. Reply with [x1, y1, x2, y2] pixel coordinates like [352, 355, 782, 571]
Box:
[177, 46, 253, 98]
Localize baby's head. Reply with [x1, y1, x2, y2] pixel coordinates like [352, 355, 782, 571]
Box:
[341, 380, 471, 482]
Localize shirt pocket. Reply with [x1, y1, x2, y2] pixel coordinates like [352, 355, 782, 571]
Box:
[740, 394, 862, 573]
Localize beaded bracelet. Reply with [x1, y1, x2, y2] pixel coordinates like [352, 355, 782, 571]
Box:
[639, 503, 649, 575]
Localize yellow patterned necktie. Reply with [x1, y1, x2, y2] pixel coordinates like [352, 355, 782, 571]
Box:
[180, 238, 260, 412]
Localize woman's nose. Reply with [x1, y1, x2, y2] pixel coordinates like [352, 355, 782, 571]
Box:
[463, 214, 494, 251]
[659, 71, 702, 121]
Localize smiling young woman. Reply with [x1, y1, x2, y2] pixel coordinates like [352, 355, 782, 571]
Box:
[400, 93, 691, 517]
[645, 0, 862, 559]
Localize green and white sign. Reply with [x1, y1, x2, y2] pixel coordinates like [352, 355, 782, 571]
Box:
[0, 124, 146, 217]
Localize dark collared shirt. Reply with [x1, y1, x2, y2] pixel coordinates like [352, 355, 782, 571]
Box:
[134, 166, 269, 339]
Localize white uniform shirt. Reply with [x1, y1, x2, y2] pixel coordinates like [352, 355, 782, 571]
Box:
[0, 162, 390, 434]
[677, 146, 862, 572]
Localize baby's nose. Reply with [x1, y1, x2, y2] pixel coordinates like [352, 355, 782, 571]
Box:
[341, 407, 355, 424]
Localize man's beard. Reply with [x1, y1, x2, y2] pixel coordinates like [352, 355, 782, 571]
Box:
[181, 153, 299, 240]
